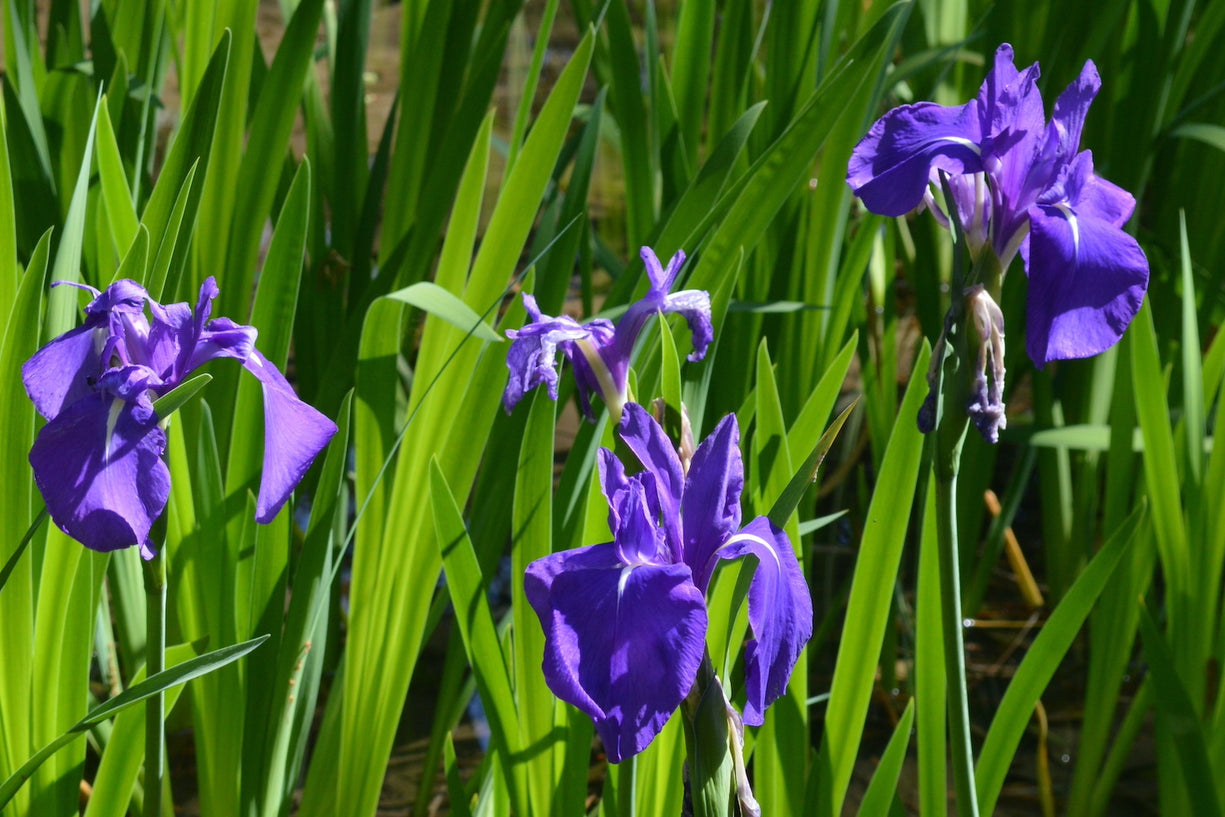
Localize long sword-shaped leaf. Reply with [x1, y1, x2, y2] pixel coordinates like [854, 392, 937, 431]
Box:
[975, 506, 1144, 816]
[430, 460, 528, 817]
[0, 635, 268, 810]
[811, 342, 930, 817]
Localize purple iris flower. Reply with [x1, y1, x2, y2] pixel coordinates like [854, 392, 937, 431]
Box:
[524, 402, 812, 762]
[847, 44, 1148, 369]
[22, 277, 337, 558]
[503, 247, 712, 420]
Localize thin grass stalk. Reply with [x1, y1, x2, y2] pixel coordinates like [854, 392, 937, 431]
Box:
[934, 415, 979, 817]
[929, 172, 983, 817]
[142, 528, 166, 817]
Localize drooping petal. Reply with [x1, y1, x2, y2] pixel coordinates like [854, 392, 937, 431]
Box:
[503, 294, 603, 413]
[847, 99, 984, 217]
[22, 324, 107, 419]
[524, 543, 708, 763]
[29, 393, 170, 555]
[661, 289, 713, 362]
[83, 279, 147, 317]
[680, 412, 744, 590]
[1047, 151, 1135, 227]
[1024, 201, 1148, 366]
[713, 516, 812, 725]
[618, 403, 685, 557]
[242, 351, 338, 522]
[187, 317, 258, 373]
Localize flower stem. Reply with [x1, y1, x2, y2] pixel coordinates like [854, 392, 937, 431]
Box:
[680, 654, 736, 817]
[143, 536, 166, 817]
[936, 409, 979, 817]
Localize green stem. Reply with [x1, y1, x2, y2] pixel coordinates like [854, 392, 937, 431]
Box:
[143, 537, 167, 817]
[935, 415, 979, 817]
[680, 654, 735, 817]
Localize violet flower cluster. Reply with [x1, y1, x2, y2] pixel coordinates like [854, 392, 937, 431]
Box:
[502, 246, 711, 420]
[847, 44, 1148, 441]
[525, 402, 812, 762]
[22, 277, 337, 558]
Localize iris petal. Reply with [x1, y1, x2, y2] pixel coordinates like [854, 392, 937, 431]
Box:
[29, 394, 170, 555]
[242, 351, 339, 522]
[847, 100, 984, 217]
[681, 412, 743, 590]
[525, 543, 708, 763]
[713, 516, 812, 725]
[22, 323, 106, 420]
[1024, 203, 1148, 366]
[661, 289, 713, 361]
[618, 403, 685, 557]
[503, 294, 602, 413]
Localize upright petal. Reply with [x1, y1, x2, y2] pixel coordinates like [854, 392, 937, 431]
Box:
[680, 412, 744, 590]
[1033, 60, 1101, 184]
[976, 45, 1043, 161]
[29, 393, 170, 555]
[1024, 203, 1147, 366]
[847, 99, 984, 217]
[610, 476, 668, 565]
[642, 247, 686, 292]
[524, 544, 708, 763]
[713, 516, 812, 725]
[604, 249, 699, 383]
[618, 403, 685, 557]
[597, 447, 629, 510]
[22, 324, 107, 419]
[242, 351, 338, 522]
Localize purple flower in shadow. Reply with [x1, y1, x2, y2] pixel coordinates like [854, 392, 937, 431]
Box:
[503, 247, 712, 420]
[847, 43, 1148, 368]
[22, 277, 337, 557]
[524, 403, 811, 762]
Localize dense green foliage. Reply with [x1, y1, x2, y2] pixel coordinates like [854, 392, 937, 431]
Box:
[1, 0, 1223, 815]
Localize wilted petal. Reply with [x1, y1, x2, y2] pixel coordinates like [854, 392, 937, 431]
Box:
[29, 394, 169, 555]
[242, 351, 338, 522]
[713, 516, 812, 725]
[661, 289, 713, 362]
[681, 413, 744, 590]
[22, 324, 106, 419]
[847, 100, 984, 217]
[503, 294, 601, 413]
[1024, 203, 1147, 366]
[524, 543, 708, 763]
